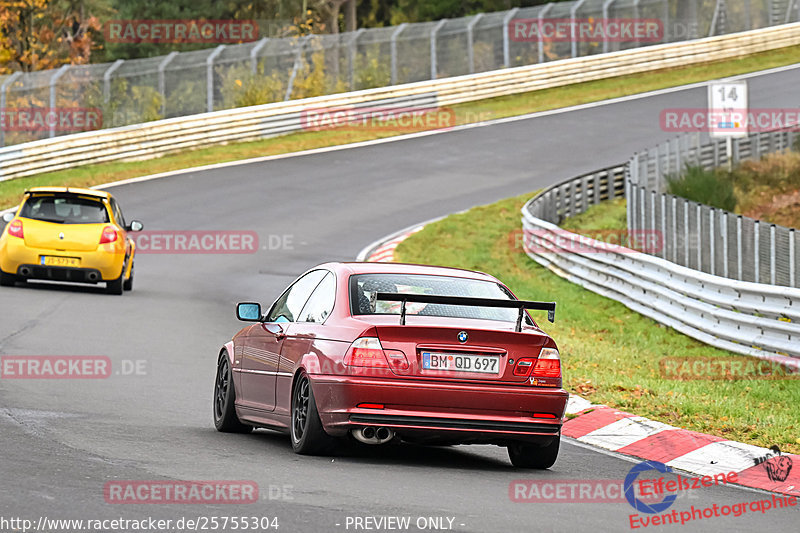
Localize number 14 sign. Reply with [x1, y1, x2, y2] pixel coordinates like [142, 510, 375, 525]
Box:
[708, 81, 748, 138]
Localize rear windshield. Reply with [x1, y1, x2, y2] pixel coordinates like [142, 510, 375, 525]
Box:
[349, 273, 526, 323]
[20, 195, 109, 224]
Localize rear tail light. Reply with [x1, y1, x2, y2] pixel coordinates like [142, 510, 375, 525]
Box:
[532, 347, 561, 378]
[7, 219, 23, 239]
[99, 225, 118, 245]
[513, 357, 536, 377]
[344, 337, 388, 368]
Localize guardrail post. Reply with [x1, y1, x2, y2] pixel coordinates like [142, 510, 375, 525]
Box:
[206, 45, 226, 113]
[672, 196, 678, 263]
[538, 4, 554, 64]
[466, 14, 483, 74]
[430, 19, 447, 80]
[250, 38, 269, 75]
[503, 8, 520, 67]
[602, 0, 616, 54]
[349, 29, 365, 90]
[390, 24, 407, 84]
[103, 59, 124, 105]
[158, 51, 178, 116]
[571, 0, 589, 58]
[49, 65, 70, 138]
[660, 194, 667, 258]
[0, 71, 22, 148]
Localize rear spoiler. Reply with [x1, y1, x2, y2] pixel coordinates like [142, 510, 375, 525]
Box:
[375, 292, 556, 332]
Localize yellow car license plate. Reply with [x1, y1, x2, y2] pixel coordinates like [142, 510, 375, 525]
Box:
[41, 256, 80, 267]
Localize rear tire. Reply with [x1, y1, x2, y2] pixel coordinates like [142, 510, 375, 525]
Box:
[123, 264, 133, 291]
[106, 275, 123, 295]
[290, 372, 337, 455]
[0, 269, 15, 287]
[213, 352, 252, 433]
[508, 436, 560, 469]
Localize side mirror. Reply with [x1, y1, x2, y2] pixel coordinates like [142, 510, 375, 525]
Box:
[237, 302, 263, 322]
[1, 212, 14, 223]
[127, 220, 144, 232]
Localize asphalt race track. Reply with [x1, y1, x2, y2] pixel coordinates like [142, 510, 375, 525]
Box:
[2, 66, 800, 532]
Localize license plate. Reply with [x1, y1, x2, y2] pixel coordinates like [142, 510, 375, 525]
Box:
[41, 256, 80, 267]
[421, 352, 500, 374]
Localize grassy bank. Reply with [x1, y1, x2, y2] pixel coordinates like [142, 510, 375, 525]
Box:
[2, 44, 800, 208]
[393, 192, 800, 454]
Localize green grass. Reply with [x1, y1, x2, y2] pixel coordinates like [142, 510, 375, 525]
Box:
[2, 44, 800, 209]
[393, 192, 800, 454]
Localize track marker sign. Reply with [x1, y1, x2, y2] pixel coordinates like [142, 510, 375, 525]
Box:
[708, 81, 748, 170]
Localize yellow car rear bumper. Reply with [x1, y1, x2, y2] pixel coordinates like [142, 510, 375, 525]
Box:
[0, 236, 127, 282]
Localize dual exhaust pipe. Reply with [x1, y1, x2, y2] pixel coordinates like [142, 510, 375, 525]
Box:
[351, 426, 394, 445]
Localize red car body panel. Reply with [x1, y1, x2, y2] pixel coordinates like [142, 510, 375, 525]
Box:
[225, 262, 568, 446]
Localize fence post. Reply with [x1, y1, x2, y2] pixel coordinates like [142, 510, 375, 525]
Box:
[709, 0, 723, 36]
[709, 208, 715, 275]
[430, 19, 448, 80]
[0, 71, 22, 148]
[660, 194, 667, 258]
[103, 59, 124, 105]
[49, 65, 70, 138]
[722, 212, 729, 278]
[672, 196, 678, 263]
[349, 29, 365, 90]
[158, 51, 178, 116]
[390, 24, 408, 85]
[467, 14, 483, 74]
[571, 0, 589, 58]
[737, 216, 743, 280]
[754, 220, 760, 283]
[286, 36, 309, 102]
[538, 4, 554, 64]
[602, 0, 616, 53]
[250, 38, 269, 75]
[662, 0, 669, 42]
[791, 229, 796, 287]
[503, 8, 520, 67]
[684, 200, 690, 267]
[696, 204, 702, 270]
[770, 224, 777, 285]
[206, 45, 226, 113]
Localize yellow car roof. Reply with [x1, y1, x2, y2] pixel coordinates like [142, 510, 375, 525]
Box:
[26, 187, 111, 199]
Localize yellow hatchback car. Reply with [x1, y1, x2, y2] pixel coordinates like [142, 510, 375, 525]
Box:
[0, 187, 143, 294]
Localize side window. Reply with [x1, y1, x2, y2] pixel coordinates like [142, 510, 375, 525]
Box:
[298, 272, 335, 323]
[110, 198, 125, 228]
[267, 270, 327, 323]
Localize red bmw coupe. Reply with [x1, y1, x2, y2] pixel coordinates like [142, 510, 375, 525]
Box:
[214, 262, 567, 468]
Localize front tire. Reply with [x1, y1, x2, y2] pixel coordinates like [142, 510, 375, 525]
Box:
[290, 372, 337, 455]
[213, 352, 252, 433]
[508, 436, 560, 469]
[0, 269, 15, 287]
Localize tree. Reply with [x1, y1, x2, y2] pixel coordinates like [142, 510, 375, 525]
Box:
[0, 0, 109, 73]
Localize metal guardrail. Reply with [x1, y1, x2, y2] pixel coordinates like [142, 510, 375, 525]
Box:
[0, 0, 791, 147]
[3, 22, 800, 183]
[628, 130, 799, 287]
[521, 160, 800, 362]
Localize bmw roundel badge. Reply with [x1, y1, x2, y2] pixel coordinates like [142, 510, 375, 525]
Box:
[457, 331, 468, 343]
